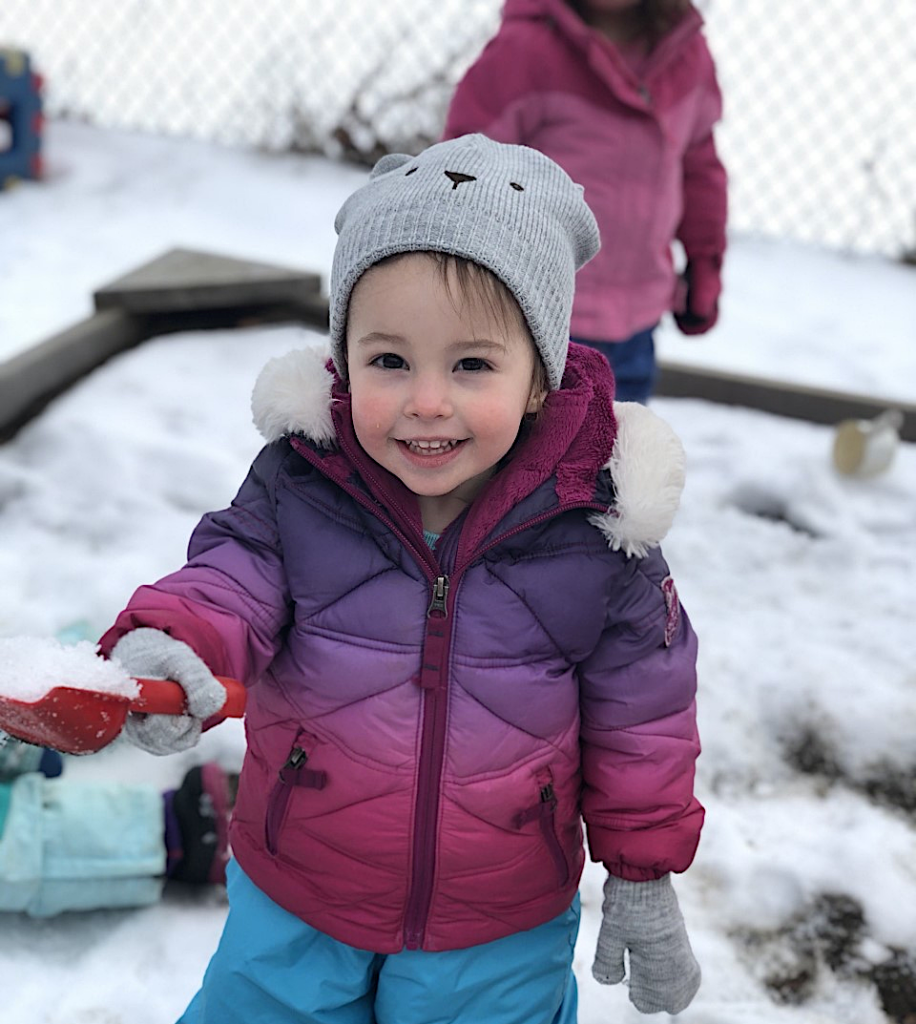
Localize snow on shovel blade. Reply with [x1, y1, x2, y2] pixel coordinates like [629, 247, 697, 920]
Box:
[0, 676, 246, 755]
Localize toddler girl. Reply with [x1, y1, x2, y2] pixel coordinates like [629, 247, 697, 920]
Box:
[101, 134, 703, 1023]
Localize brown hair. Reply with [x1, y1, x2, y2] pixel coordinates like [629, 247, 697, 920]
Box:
[430, 252, 550, 411]
[567, 0, 692, 46]
[360, 251, 550, 406]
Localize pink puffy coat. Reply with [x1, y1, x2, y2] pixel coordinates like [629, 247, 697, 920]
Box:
[101, 346, 703, 953]
[444, 0, 727, 341]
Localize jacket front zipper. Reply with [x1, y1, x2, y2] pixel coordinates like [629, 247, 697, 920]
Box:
[288, 433, 607, 947]
[404, 573, 453, 948]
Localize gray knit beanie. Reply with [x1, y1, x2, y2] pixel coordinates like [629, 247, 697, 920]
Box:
[330, 134, 600, 390]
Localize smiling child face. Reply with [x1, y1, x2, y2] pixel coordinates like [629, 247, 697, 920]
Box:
[346, 253, 545, 533]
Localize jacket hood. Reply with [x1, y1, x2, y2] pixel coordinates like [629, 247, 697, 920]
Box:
[502, 0, 593, 41]
[251, 343, 684, 557]
[502, 0, 702, 29]
[502, 0, 704, 68]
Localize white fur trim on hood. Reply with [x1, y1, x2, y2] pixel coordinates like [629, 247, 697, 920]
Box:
[589, 402, 686, 558]
[251, 345, 336, 447]
[251, 348, 685, 558]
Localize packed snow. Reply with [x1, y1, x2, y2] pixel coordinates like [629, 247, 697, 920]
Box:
[0, 637, 139, 703]
[0, 122, 914, 1023]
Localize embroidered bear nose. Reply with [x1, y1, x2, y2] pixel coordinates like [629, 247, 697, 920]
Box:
[444, 170, 477, 190]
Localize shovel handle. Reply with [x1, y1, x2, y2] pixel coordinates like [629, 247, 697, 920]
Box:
[129, 676, 246, 718]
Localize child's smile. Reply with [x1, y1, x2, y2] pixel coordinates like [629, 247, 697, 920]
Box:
[346, 253, 544, 533]
[399, 437, 465, 462]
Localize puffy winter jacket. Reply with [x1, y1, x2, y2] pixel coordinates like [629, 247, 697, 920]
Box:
[444, 0, 727, 341]
[100, 343, 703, 953]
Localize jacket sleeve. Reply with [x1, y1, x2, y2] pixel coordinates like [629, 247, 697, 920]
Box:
[99, 443, 292, 686]
[442, 24, 545, 143]
[676, 38, 728, 262]
[578, 546, 704, 881]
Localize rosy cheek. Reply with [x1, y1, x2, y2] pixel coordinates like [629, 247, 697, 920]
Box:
[352, 393, 387, 439]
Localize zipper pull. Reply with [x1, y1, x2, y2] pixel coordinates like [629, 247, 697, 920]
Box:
[280, 745, 307, 777]
[539, 782, 556, 805]
[427, 575, 450, 617]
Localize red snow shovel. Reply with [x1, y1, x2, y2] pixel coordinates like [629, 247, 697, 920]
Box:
[0, 676, 246, 755]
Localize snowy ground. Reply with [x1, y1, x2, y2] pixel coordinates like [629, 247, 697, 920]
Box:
[0, 122, 915, 1023]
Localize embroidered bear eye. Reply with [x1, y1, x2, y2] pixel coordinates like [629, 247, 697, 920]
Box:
[405, 167, 417, 176]
[510, 182, 524, 191]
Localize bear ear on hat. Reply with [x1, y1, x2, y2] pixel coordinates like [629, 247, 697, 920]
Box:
[335, 152, 415, 233]
[370, 152, 414, 179]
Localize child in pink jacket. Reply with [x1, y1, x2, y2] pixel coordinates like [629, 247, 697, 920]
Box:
[444, 0, 728, 403]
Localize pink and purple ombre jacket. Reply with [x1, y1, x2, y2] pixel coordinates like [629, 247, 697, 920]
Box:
[100, 343, 703, 953]
[443, 0, 728, 341]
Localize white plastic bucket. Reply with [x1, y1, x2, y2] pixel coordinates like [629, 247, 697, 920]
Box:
[832, 410, 903, 477]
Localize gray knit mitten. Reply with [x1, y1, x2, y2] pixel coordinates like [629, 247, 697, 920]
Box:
[111, 628, 226, 756]
[592, 874, 701, 1014]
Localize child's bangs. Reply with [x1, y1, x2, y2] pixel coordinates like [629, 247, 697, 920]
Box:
[430, 253, 549, 400]
[428, 252, 528, 342]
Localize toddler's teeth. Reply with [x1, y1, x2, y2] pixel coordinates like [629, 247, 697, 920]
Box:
[406, 440, 457, 454]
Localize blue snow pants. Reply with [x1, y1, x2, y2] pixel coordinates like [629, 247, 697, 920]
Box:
[572, 327, 658, 405]
[179, 860, 580, 1024]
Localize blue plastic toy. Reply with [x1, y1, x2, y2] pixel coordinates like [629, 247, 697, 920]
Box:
[0, 47, 43, 189]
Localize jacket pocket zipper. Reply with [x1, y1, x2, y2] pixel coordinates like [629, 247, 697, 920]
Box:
[514, 773, 570, 887]
[265, 740, 327, 856]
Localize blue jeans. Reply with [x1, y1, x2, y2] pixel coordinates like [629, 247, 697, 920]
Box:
[179, 861, 580, 1024]
[572, 326, 657, 404]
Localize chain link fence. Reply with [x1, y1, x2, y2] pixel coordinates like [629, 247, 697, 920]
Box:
[1, 0, 914, 258]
